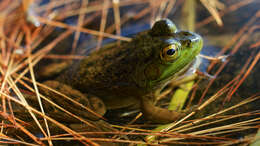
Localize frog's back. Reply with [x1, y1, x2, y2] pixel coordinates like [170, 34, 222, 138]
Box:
[58, 33, 154, 108]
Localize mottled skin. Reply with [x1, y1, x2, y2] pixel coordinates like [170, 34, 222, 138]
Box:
[52, 19, 203, 123]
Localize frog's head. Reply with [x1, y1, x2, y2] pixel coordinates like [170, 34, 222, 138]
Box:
[136, 19, 203, 89]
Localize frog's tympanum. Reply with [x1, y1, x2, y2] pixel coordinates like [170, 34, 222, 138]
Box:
[44, 19, 203, 124]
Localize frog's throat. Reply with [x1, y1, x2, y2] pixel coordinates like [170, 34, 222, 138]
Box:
[178, 55, 201, 77]
[150, 57, 200, 89]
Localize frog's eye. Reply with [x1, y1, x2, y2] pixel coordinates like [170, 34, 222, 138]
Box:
[160, 44, 179, 62]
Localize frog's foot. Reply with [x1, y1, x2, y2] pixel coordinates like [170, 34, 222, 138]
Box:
[88, 96, 106, 118]
[141, 97, 197, 124]
[40, 80, 106, 121]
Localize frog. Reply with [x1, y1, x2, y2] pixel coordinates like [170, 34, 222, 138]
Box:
[35, 19, 203, 124]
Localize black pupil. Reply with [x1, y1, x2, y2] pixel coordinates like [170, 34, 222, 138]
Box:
[166, 49, 175, 55]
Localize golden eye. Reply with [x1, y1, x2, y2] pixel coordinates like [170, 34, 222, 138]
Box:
[160, 44, 179, 62]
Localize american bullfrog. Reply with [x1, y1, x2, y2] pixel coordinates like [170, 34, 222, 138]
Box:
[40, 19, 203, 124]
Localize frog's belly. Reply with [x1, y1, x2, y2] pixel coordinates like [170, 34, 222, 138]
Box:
[102, 95, 141, 110]
[87, 82, 145, 110]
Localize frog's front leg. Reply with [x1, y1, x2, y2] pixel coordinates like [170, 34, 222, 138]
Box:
[141, 95, 193, 124]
